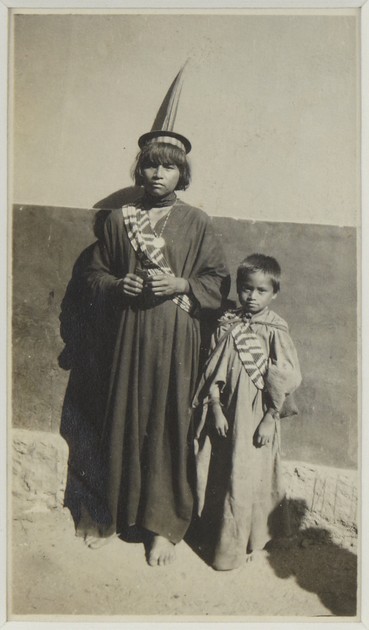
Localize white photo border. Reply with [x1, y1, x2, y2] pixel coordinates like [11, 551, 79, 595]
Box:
[1, 1, 367, 629]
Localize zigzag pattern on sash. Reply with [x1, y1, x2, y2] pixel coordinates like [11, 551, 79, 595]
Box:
[122, 205, 194, 314]
[231, 321, 268, 390]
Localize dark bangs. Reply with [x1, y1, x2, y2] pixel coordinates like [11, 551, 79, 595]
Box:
[133, 143, 191, 190]
[237, 254, 281, 293]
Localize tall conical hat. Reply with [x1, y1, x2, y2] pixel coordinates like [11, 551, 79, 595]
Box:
[138, 62, 191, 154]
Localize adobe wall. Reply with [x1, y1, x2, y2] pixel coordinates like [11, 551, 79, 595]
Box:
[12, 204, 357, 468]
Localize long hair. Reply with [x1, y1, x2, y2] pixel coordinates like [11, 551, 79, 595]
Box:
[132, 142, 191, 191]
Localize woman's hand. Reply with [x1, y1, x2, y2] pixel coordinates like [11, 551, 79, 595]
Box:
[121, 273, 144, 296]
[254, 410, 276, 447]
[211, 403, 229, 438]
[147, 274, 189, 297]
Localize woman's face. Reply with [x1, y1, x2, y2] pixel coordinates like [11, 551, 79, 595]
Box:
[141, 161, 180, 197]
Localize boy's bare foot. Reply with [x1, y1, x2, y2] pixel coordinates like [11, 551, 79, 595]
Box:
[148, 535, 176, 566]
[246, 549, 268, 564]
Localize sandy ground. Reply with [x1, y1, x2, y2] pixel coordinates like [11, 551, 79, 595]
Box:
[10, 509, 357, 620]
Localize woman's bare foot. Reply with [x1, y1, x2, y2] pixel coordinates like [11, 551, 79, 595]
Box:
[84, 532, 120, 549]
[148, 535, 176, 566]
[78, 505, 117, 549]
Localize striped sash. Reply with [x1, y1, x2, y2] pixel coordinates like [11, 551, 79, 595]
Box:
[230, 319, 268, 390]
[122, 205, 194, 314]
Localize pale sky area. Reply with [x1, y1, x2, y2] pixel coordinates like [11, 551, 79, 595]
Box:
[11, 11, 359, 226]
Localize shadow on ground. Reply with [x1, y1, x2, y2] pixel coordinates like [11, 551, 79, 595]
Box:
[57, 188, 357, 616]
[186, 498, 357, 617]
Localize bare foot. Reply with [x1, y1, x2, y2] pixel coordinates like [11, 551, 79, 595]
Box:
[246, 549, 268, 564]
[78, 505, 117, 549]
[84, 532, 120, 550]
[148, 535, 176, 567]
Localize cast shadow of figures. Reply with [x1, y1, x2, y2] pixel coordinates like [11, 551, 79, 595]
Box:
[59, 186, 143, 534]
[266, 499, 357, 617]
[186, 495, 357, 617]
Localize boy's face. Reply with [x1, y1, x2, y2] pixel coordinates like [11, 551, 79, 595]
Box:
[238, 270, 277, 314]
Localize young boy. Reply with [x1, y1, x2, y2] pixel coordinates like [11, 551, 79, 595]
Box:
[193, 254, 301, 570]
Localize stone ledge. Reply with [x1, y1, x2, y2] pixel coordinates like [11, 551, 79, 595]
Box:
[11, 428, 358, 538]
[12, 428, 69, 517]
[283, 460, 358, 530]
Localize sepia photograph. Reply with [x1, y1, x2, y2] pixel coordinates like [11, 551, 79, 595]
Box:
[5, 2, 366, 625]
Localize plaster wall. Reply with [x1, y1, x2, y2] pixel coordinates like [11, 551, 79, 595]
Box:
[12, 204, 357, 469]
[11, 12, 359, 227]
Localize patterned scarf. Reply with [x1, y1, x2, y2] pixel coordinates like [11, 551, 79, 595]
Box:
[220, 310, 268, 390]
[121, 204, 195, 315]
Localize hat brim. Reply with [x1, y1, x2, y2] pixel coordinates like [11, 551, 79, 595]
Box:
[138, 130, 191, 154]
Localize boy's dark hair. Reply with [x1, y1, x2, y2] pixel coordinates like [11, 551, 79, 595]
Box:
[237, 253, 281, 293]
[132, 142, 191, 191]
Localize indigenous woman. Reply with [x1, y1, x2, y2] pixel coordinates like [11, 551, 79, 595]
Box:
[81, 128, 230, 566]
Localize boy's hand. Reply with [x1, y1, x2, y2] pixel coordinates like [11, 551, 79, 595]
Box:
[211, 404, 229, 438]
[254, 410, 276, 447]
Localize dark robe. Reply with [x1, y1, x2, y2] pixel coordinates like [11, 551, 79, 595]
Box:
[83, 200, 230, 543]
